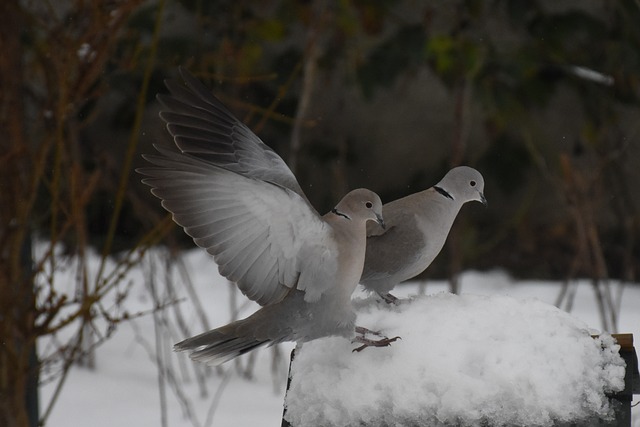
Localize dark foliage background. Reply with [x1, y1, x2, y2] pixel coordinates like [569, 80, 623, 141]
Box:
[1, 1, 639, 425]
[83, 0, 640, 280]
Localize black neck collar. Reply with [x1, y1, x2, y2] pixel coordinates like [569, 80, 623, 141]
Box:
[434, 185, 454, 201]
[331, 208, 351, 220]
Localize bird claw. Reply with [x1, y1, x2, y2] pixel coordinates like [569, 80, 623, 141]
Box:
[352, 335, 401, 352]
[355, 326, 384, 337]
[379, 292, 399, 304]
[352, 325, 401, 352]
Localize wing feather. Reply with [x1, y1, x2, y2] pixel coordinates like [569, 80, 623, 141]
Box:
[139, 146, 336, 306]
[157, 67, 312, 207]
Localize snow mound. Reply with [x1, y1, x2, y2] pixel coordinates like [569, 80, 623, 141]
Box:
[284, 293, 626, 427]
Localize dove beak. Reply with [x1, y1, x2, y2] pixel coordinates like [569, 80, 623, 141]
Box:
[375, 213, 386, 229]
[479, 192, 488, 207]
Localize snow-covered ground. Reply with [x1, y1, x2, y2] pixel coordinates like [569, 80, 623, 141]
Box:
[39, 248, 640, 426]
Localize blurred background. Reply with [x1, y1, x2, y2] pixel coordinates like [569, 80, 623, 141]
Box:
[1, 0, 639, 425]
[5, 0, 640, 278]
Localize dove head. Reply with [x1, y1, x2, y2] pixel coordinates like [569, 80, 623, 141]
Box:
[437, 166, 487, 206]
[333, 188, 385, 228]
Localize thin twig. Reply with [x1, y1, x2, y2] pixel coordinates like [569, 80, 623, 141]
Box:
[204, 368, 234, 427]
[96, 0, 166, 279]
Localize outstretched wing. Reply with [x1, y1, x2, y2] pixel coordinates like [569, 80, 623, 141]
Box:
[157, 67, 312, 208]
[139, 146, 337, 306]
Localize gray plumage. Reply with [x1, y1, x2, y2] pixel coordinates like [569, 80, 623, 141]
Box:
[138, 68, 384, 365]
[174, 290, 357, 365]
[361, 167, 486, 301]
[157, 67, 312, 206]
[157, 70, 487, 305]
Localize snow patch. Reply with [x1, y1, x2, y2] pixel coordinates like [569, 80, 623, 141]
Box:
[285, 293, 626, 427]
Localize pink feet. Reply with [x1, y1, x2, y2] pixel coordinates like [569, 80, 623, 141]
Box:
[352, 326, 401, 352]
[379, 292, 399, 304]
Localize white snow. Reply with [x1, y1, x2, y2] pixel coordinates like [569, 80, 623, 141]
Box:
[37, 249, 640, 427]
[567, 65, 615, 86]
[285, 293, 625, 426]
[76, 43, 96, 62]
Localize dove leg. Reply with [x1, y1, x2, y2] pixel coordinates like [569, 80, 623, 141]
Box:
[355, 326, 384, 337]
[352, 335, 401, 353]
[378, 292, 399, 304]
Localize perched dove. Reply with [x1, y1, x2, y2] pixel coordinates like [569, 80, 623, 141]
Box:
[138, 69, 387, 365]
[157, 69, 485, 306]
[361, 166, 486, 302]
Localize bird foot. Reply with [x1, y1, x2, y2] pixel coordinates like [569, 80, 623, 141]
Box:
[353, 326, 400, 352]
[379, 292, 399, 304]
[355, 326, 384, 337]
[352, 335, 401, 352]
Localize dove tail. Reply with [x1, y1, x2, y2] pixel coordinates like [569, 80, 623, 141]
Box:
[174, 326, 269, 366]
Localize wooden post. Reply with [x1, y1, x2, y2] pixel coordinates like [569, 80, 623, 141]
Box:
[281, 349, 295, 427]
[598, 334, 638, 427]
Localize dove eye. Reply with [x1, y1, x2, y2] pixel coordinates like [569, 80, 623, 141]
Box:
[470, 180, 476, 187]
[365, 202, 373, 208]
